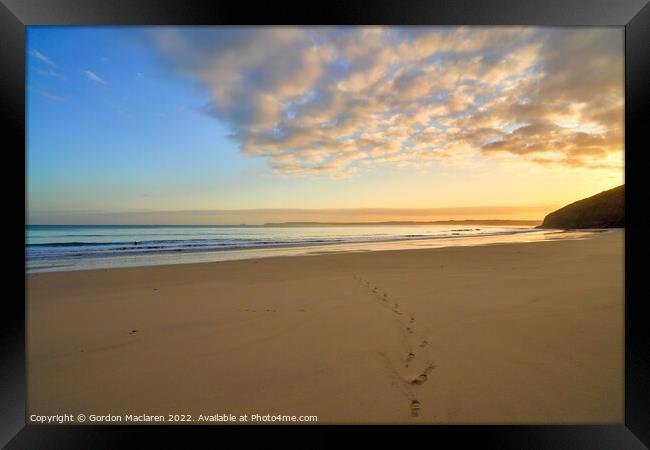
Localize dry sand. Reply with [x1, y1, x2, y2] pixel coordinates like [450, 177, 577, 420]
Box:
[26, 230, 624, 424]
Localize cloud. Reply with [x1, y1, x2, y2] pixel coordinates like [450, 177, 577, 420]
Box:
[34, 67, 66, 81]
[147, 27, 623, 177]
[84, 70, 107, 85]
[29, 86, 65, 102]
[28, 49, 55, 66]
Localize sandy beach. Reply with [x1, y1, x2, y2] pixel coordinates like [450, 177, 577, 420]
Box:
[26, 230, 624, 424]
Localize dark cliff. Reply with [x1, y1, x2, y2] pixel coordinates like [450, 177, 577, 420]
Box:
[539, 185, 624, 229]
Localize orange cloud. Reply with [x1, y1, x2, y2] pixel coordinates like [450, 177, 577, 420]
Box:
[149, 27, 624, 177]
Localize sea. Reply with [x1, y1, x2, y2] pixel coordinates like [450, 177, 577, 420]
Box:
[25, 224, 577, 272]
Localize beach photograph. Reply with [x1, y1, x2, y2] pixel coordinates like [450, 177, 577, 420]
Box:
[26, 26, 624, 424]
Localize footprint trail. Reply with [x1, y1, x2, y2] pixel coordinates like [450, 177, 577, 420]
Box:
[354, 274, 438, 419]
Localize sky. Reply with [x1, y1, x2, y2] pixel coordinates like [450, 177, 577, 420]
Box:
[26, 26, 624, 225]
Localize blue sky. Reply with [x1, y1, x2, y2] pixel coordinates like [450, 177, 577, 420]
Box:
[27, 27, 261, 214]
[26, 27, 624, 224]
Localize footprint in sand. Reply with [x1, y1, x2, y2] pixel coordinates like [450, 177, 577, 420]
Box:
[410, 364, 436, 386]
[406, 327, 414, 334]
[406, 352, 415, 366]
[129, 329, 137, 335]
[409, 316, 415, 324]
[419, 340, 428, 348]
[411, 374, 428, 385]
[410, 400, 421, 417]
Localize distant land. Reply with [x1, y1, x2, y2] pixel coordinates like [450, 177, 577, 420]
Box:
[539, 185, 624, 229]
[263, 219, 542, 227]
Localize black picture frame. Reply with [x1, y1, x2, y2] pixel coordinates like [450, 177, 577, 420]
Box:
[2, 0, 648, 447]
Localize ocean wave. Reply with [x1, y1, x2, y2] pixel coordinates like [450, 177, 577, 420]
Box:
[26, 227, 540, 261]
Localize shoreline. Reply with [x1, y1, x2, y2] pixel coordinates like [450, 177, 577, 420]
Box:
[27, 230, 624, 423]
[26, 227, 601, 273]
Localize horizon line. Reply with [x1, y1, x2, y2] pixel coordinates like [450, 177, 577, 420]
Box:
[27, 219, 543, 227]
